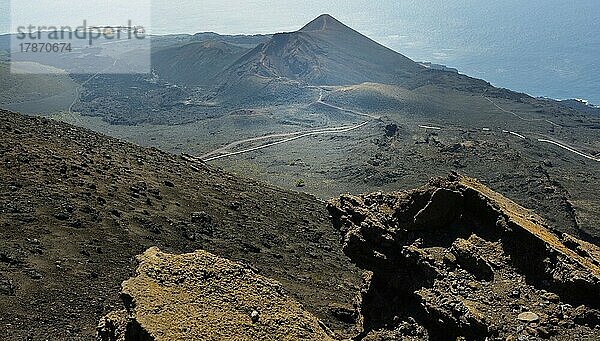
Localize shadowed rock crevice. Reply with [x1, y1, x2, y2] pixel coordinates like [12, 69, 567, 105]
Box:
[327, 174, 600, 340]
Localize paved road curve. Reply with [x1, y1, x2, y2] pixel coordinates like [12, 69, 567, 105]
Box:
[484, 94, 598, 162]
[201, 121, 372, 162]
[198, 124, 366, 160]
[198, 88, 378, 162]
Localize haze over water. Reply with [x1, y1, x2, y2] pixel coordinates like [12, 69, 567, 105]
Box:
[1, 0, 598, 104]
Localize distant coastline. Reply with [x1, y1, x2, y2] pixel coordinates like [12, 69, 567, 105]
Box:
[1, 28, 598, 110]
[539, 97, 600, 115]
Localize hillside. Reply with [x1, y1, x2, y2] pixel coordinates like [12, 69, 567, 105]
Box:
[32, 15, 598, 245]
[1, 110, 599, 340]
[0, 62, 78, 114]
[220, 14, 423, 87]
[151, 41, 250, 86]
[0, 110, 363, 339]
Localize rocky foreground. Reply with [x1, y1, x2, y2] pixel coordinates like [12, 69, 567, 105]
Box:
[99, 174, 600, 340]
[328, 174, 600, 339]
[0, 110, 362, 339]
[1, 110, 599, 340]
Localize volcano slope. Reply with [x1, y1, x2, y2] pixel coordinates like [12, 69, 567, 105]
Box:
[0, 110, 363, 339]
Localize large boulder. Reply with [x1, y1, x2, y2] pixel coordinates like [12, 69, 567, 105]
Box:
[98, 247, 334, 341]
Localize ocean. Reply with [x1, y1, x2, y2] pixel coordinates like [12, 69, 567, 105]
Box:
[368, 0, 600, 105]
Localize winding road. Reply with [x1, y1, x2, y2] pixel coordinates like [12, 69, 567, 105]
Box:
[201, 121, 372, 162]
[482, 93, 561, 128]
[483, 94, 599, 162]
[198, 88, 378, 162]
[199, 124, 363, 160]
[536, 138, 600, 162]
[419, 125, 442, 130]
[198, 86, 598, 163]
[68, 59, 119, 115]
[316, 89, 381, 119]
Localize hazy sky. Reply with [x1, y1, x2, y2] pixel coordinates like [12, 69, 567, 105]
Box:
[1, 1, 598, 102]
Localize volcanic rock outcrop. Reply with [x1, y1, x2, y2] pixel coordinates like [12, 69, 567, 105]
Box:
[97, 174, 600, 340]
[327, 174, 600, 340]
[98, 247, 334, 341]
